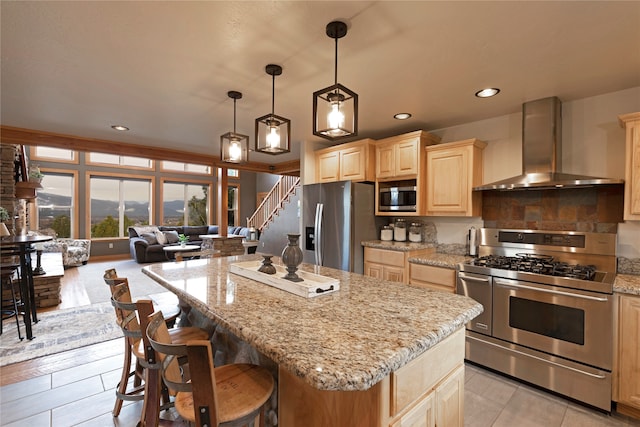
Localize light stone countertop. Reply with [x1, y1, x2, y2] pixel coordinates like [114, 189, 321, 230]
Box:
[408, 253, 473, 270]
[142, 254, 482, 392]
[614, 274, 640, 296]
[361, 240, 437, 252]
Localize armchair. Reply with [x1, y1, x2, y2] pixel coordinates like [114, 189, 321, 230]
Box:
[29, 230, 91, 268]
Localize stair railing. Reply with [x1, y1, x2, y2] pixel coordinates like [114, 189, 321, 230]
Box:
[247, 175, 300, 231]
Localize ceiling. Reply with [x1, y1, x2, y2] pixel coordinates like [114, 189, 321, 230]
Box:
[2, 1, 639, 167]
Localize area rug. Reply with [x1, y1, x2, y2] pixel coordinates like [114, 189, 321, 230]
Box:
[0, 302, 122, 367]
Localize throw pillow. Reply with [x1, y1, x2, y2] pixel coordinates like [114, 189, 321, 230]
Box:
[132, 225, 159, 237]
[155, 230, 168, 245]
[140, 233, 158, 245]
[164, 230, 179, 244]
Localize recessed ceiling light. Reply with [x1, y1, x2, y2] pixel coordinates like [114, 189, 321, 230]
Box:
[394, 113, 412, 120]
[111, 125, 130, 131]
[475, 88, 500, 98]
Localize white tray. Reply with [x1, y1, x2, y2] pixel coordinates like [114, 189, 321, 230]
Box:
[229, 260, 339, 298]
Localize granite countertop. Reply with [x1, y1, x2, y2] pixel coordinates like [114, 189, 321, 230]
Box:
[361, 239, 437, 252]
[614, 274, 640, 296]
[408, 253, 472, 270]
[142, 254, 482, 392]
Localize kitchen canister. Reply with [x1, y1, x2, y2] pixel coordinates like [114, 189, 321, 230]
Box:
[380, 225, 393, 241]
[409, 222, 422, 242]
[394, 219, 407, 242]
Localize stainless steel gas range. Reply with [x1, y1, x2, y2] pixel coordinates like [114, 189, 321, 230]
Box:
[457, 228, 617, 411]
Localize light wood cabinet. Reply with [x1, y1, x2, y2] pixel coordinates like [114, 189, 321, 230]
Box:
[364, 246, 435, 284]
[315, 138, 375, 183]
[376, 131, 440, 180]
[425, 138, 487, 217]
[409, 263, 456, 293]
[615, 293, 640, 420]
[278, 328, 465, 427]
[619, 113, 640, 221]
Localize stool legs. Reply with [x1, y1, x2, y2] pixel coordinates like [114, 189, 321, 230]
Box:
[1, 268, 23, 340]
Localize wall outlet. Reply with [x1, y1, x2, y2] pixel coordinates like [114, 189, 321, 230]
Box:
[108, 243, 114, 249]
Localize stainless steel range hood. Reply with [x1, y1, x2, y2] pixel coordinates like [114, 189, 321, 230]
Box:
[473, 96, 624, 191]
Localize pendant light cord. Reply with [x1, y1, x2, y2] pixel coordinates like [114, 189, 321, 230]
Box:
[233, 98, 237, 133]
[271, 73, 276, 116]
[334, 35, 339, 85]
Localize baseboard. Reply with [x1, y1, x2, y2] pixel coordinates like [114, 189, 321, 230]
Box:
[615, 402, 640, 421]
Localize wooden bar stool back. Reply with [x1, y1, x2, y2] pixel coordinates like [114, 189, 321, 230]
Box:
[147, 311, 275, 427]
[1, 264, 23, 340]
[110, 282, 147, 415]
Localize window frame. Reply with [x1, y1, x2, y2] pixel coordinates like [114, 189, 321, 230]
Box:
[159, 177, 214, 226]
[29, 146, 79, 164]
[227, 183, 240, 227]
[86, 152, 154, 171]
[31, 168, 79, 238]
[160, 160, 214, 176]
[86, 171, 155, 239]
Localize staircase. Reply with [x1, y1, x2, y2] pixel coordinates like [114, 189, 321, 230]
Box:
[247, 175, 300, 232]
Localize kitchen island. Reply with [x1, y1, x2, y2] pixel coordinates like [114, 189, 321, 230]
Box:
[142, 254, 482, 426]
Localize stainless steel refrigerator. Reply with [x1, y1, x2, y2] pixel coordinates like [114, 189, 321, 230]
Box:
[302, 181, 383, 274]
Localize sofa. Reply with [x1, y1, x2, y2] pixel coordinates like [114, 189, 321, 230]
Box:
[128, 225, 257, 263]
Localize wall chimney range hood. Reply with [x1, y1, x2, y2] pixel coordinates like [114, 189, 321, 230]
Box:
[473, 96, 624, 191]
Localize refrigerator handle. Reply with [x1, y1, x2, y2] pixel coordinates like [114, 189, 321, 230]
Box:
[315, 203, 323, 266]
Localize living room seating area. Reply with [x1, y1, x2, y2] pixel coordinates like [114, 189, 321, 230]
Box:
[128, 225, 257, 263]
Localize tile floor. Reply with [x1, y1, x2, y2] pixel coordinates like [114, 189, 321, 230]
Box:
[1, 351, 637, 426]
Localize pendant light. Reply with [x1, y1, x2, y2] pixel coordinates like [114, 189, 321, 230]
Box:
[255, 64, 290, 154]
[220, 91, 249, 164]
[313, 21, 358, 141]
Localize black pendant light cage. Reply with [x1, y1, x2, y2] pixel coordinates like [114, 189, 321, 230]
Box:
[255, 64, 291, 155]
[313, 21, 358, 141]
[221, 91, 249, 164]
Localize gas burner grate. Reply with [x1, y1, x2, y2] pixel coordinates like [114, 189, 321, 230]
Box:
[472, 255, 597, 280]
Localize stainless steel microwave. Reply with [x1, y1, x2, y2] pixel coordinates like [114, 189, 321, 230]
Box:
[378, 186, 417, 212]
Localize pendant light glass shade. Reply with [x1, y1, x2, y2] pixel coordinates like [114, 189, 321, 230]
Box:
[313, 21, 358, 141]
[220, 91, 249, 164]
[255, 64, 290, 154]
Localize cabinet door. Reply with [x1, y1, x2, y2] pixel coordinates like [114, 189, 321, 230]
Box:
[427, 148, 469, 214]
[390, 393, 435, 427]
[384, 265, 405, 283]
[618, 295, 640, 409]
[340, 146, 366, 181]
[624, 119, 640, 220]
[317, 151, 340, 183]
[409, 264, 456, 293]
[377, 144, 396, 179]
[364, 262, 383, 279]
[435, 366, 464, 427]
[396, 139, 419, 176]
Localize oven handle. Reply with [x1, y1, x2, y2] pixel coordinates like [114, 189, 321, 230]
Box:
[458, 273, 490, 282]
[466, 335, 607, 379]
[493, 279, 609, 302]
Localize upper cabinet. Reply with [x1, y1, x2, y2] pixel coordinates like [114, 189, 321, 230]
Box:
[426, 138, 487, 216]
[619, 112, 640, 221]
[375, 131, 440, 180]
[315, 138, 376, 183]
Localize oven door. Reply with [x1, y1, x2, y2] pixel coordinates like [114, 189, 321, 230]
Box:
[493, 277, 612, 370]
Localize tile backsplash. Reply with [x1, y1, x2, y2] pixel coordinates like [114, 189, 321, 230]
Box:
[481, 186, 624, 233]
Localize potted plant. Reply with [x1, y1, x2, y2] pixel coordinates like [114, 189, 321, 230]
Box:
[29, 165, 44, 183]
[0, 207, 9, 223]
[178, 234, 189, 247]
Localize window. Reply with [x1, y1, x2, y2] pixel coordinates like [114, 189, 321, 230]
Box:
[228, 184, 239, 226]
[87, 153, 153, 169]
[90, 176, 151, 238]
[162, 181, 210, 226]
[228, 169, 239, 178]
[30, 146, 77, 163]
[36, 173, 76, 238]
[161, 161, 212, 175]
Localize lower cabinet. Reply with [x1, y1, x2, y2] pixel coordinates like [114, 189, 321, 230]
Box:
[409, 263, 456, 293]
[615, 293, 640, 419]
[364, 247, 435, 284]
[278, 328, 465, 427]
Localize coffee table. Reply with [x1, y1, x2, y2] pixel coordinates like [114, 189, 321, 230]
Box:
[162, 244, 200, 260]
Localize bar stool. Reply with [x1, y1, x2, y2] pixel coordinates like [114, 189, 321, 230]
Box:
[1, 264, 23, 340]
[110, 282, 210, 425]
[147, 311, 274, 427]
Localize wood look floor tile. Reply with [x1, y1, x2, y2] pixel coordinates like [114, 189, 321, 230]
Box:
[51, 353, 122, 388]
[51, 388, 134, 427]
[1, 410, 51, 427]
[0, 376, 104, 424]
[0, 374, 51, 402]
